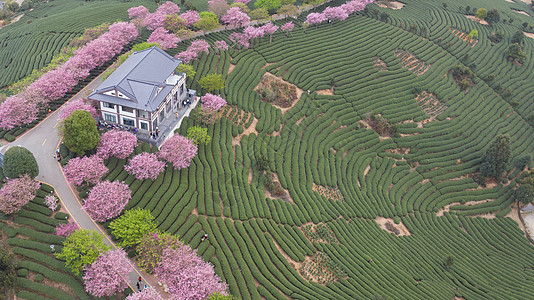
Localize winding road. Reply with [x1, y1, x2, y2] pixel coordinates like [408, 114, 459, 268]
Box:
[0, 72, 159, 297]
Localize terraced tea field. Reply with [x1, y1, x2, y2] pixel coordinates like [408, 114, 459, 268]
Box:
[0, 0, 156, 89]
[96, 0, 534, 298]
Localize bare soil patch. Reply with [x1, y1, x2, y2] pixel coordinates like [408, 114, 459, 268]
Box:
[520, 0, 532, 4]
[372, 56, 388, 71]
[264, 172, 294, 203]
[376, 1, 405, 9]
[232, 117, 258, 146]
[524, 31, 534, 39]
[465, 15, 489, 26]
[254, 73, 302, 114]
[312, 183, 344, 202]
[227, 63, 236, 75]
[299, 252, 347, 284]
[375, 216, 411, 236]
[301, 223, 339, 244]
[436, 199, 492, 216]
[512, 8, 530, 16]
[316, 89, 334, 95]
[450, 28, 477, 45]
[248, 167, 253, 185]
[394, 49, 430, 75]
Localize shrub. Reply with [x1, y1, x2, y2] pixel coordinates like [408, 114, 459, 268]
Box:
[2, 146, 39, 178]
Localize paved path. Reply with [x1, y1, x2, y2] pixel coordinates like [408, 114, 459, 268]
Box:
[0, 71, 159, 297]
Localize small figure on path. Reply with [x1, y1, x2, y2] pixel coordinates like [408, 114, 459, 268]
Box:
[368, 258, 373, 263]
[136, 281, 141, 292]
[138, 277, 142, 282]
[50, 244, 55, 252]
[175, 112, 179, 118]
[201, 233, 209, 242]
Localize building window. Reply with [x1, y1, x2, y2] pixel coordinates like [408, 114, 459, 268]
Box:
[140, 122, 148, 131]
[122, 106, 133, 113]
[104, 113, 116, 123]
[103, 102, 115, 109]
[122, 117, 135, 127]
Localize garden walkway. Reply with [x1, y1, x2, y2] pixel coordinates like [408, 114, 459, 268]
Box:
[0, 71, 159, 297]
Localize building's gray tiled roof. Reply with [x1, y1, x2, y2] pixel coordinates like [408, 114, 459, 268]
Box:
[89, 46, 182, 112]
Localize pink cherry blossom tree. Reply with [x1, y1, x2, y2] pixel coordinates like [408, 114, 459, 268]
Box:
[157, 1, 181, 15]
[0, 175, 41, 214]
[188, 40, 211, 55]
[1, 21, 138, 130]
[97, 130, 138, 160]
[83, 249, 133, 298]
[341, 0, 367, 14]
[126, 288, 162, 300]
[244, 26, 265, 47]
[158, 135, 198, 170]
[306, 12, 327, 27]
[144, 12, 167, 31]
[56, 221, 79, 237]
[208, 0, 230, 18]
[44, 195, 59, 211]
[179, 10, 201, 27]
[261, 23, 279, 43]
[323, 6, 349, 23]
[128, 6, 149, 19]
[83, 181, 131, 222]
[176, 50, 198, 64]
[147, 27, 180, 50]
[124, 153, 166, 180]
[58, 98, 98, 122]
[155, 246, 228, 299]
[281, 21, 294, 37]
[234, 0, 251, 4]
[221, 7, 250, 28]
[229, 32, 250, 50]
[63, 156, 108, 186]
[201, 93, 227, 111]
[0, 95, 38, 130]
[214, 40, 229, 54]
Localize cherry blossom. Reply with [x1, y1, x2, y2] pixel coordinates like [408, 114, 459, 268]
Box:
[83, 249, 133, 297]
[323, 6, 349, 22]
[306, 13, 327, 27]
[128, 6, 149, 19]
[0, 95, 38, 130]
[56, 221, 79, 237]
[126, 288, 162, 300]
[44, 194, 59, 211]
[158, 135, 198, 170]
[0, 175, 41, 214]
[179, 10, 201, 27]
[261, 22, 279, 42]
[147, 27, 180, 50]
[58, 98, 98, 122]
[214, 40, 229, 53]
[97, 130, 138, 160]
[83, 181, 131, 222]
[188, 40, 211, 55]
[156, 1, 180, 15]
[155, 246, 228, 299]
[176, 50, 199, 64]
[124, 153, 166, 180]
[281, 21, 294, 36]
[63, 155, 108, 186]
[229, 32, 250, 49]
[201, 93, 227, 111]
[221, 7, 250, 28]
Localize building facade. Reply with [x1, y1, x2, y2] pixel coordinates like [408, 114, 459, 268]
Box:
[88, 46, 193, 133]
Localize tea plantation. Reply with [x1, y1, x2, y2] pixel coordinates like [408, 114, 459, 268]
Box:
[0, 0, 157, 89]
[0, 171, 100, 299]
[96, 0, 534, 299]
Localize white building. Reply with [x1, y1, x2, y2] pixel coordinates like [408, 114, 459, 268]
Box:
[88, 46, 195, 134]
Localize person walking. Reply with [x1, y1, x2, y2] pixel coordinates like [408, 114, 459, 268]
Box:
[136, 281, 141, 292]
[201, 233, 209, 242]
